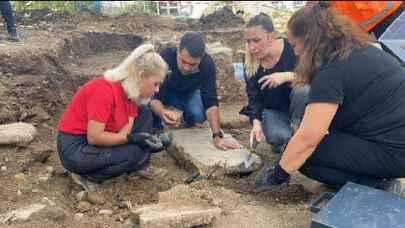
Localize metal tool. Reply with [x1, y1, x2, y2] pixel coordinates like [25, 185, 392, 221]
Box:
[184, 169, 200, 184]
[244, 137, 259, 169]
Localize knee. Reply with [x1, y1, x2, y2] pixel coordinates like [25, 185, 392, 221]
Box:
[187, 105, 206, 123]
[127, 146, 150, 166]
[263, 127, 291, 146]
[190, 110, 205, 123]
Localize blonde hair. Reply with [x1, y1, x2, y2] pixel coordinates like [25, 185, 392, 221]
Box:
[244, 43, 261, 78]
[244, 13, 276, 78]
[104, 44, 168, 100]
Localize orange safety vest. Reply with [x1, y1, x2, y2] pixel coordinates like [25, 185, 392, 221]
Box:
[330, 1, 402, 32]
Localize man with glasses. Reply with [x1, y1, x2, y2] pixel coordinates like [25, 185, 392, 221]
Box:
[150, 32, 241, 150]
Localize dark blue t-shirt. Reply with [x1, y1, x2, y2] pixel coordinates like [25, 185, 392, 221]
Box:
[155, 47, 218, 110]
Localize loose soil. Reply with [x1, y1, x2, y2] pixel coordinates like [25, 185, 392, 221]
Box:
[0, 10, 332, 228]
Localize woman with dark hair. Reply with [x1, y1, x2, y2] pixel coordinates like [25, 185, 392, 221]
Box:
[255, 6, 405, 195]
[240, 13, 309, 157]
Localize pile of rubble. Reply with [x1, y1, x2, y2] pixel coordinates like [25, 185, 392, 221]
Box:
[206, 42, 247, 103]
[199, 7, 244, 30]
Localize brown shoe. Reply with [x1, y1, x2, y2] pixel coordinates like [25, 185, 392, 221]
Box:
[136, 165, 168, 180]
[70, 172, 100, 192]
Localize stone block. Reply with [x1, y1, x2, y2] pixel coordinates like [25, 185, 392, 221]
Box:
[167, 128, 261, 176]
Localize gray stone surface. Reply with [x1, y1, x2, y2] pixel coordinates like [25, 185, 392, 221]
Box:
[0, 203, 46, 224]
[0, 122, 37, 145]
[135, 203, 221, 228]
[132, 185, 222, 228]
[167, 128, 261, 176]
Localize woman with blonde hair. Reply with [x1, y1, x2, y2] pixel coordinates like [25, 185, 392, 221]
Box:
[240, 13, 309, 154]
[57, 44, 170, 190]
[255, 5, 405, 195]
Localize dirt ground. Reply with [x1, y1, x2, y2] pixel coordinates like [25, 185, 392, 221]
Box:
[0, 10, 333, 228]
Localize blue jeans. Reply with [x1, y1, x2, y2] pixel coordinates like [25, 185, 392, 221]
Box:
[153, 89, 206, 129]
[262, 85, 309, 152]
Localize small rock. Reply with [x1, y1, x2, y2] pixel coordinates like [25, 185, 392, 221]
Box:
[36, 206, 67, 222]
[15, 173, 26, 185]
[120, 211, 131, 220]
[31, 189, 39, 193]
[87, 192, 106, 205]
[42, 197, 56, 206]
[74, 213, 84, 221]
[76, 191, 87, 202]
[38, 174, 50, 182]
[0, 203, 46, 224]
[77, 201, 92, 212]
[17, 190, 22, 196]
[1, 166, 7, 171]
[45, 166, 54, 175]
[0, 122, 37, 145]
[122, 218, 138, 228]
[99, 209, 113, 215]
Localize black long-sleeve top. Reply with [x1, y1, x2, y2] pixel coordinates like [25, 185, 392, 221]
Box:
[240, 39, 297, 123]
[155, 47, 218, 110]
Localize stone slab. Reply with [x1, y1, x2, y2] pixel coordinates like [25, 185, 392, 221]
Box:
[167, 128, 261, 176]
[132, 185, 222, 228]
[134, 203, 222, 228]
[0, 122, 37, 145]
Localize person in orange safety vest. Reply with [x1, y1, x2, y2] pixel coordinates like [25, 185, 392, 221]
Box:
[305, 1, 404, 39]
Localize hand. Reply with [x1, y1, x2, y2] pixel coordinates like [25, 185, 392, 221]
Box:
[258, 72, 292, 90]
[127, 132, 163, 151]
[254, 164, 290, 193]
[214, 137, 243, 151]
[250, 120, 264, 148]
[160, 109, 180, 126]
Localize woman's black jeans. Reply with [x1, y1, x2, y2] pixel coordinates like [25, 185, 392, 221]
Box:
[299, 131, 405, 189]
[57, 105, 154, 183]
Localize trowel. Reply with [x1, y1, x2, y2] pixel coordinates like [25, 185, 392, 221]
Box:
[244, 136, 259, 169]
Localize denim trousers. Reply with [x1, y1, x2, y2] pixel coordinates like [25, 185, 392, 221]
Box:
[0, 1, 16, 30]
[57, 105, 153, 183]
[262, 85, 310, 151]
[153, 89, 206, 129]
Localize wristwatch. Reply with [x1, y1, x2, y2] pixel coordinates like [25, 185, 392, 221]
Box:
[212, 130, 224, 139]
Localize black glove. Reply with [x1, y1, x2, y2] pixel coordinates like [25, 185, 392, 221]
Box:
[254, 164, 290, 193]
[157, 132, 173, 148]
[127, 133, 164, 151]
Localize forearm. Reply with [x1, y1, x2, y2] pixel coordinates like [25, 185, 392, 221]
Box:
[150, 99, 165, 117]
[206, 106, 221, 133]
[279, 132, 321, 173]
[119, 117, 134, 135]
[87, 131, 128, 146]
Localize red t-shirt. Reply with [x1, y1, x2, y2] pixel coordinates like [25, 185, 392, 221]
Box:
[59, 77, 138, 135]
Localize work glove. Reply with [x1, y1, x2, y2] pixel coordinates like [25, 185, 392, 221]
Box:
[157, 132, 173, 148]
[127, 133, 164, 152]
[254, 164, 290, 193]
